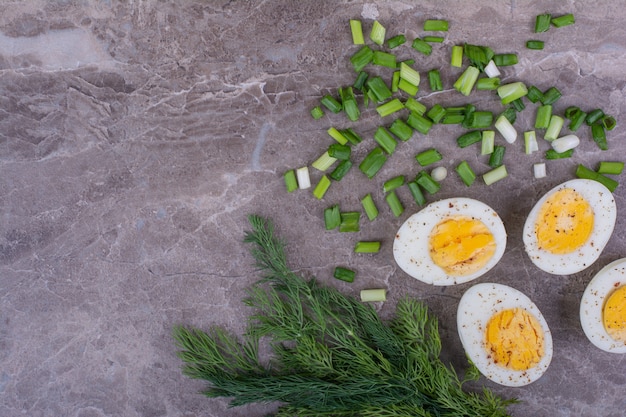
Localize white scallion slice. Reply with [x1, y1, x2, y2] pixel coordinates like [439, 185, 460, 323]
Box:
[495, 115, 517, 143]
[484, 60, 501, 78]
[431, 166, 448, 182]
[551, 134, 580, 153]
[533, 163, 547, 179]
[296, 167, 311, 189]
[524, 130, 539, 154]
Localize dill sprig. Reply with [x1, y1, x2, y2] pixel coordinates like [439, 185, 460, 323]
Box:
[173, 214, 518, 416]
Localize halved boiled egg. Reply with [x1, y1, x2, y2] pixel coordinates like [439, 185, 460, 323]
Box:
[393, 197, 506, 286]
[523, 179, 616, 275]
[457, 283, 553, 387]
[580, 258, 626, 353]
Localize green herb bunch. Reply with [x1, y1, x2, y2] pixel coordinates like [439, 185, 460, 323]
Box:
[173, 215, 517, 416]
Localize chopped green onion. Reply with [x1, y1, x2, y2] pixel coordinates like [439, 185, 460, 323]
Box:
[313, 175, 331, 199]
[341, 128, 362, 145]
[389, 119, 413, 141]
[455, 161, 476, 186]
[442, 107, 466, 124]
[551, 13, 575, 28]
[576, 164, 618, 192]
[353, 71, 368, 90]
[385, 190, 404, 217]
[407, 181, 426, 205]
[387, 34, 406, 49]
[603, 115, 617, 131]
[329, 160, 353, 181]
[423, 36, 445, 43]
[456, 130, 482, 148]
[312, 151, 338, 171]
[586, 109, 605, 125]
[526, 85, 544, 103]
[376, 98, 405, 118]
[451, 45, 463, 67]
[296, 166, 311, 189]
[541, 86, 562, 105]
[545, 149, 574, 159]
[428, 69, 443, 91]
[500, 107, 517, 124]
[334, 266, 355, 283]
[524, 130, 539, 154]
[328, 143, 351, 160]
[373, 50, 397, 68]
[350, 19, 364, 44]
[327, 127, 348, 144]
[453, 66, 480, 96]
[463, 44, 493, 70]
[416, 148, 443, 166]
[464, 110, 493, 129]
[535, 104, 553, 129]
[361, 193, 379, 221]
[359, 147, 387, 178]
[497, 81, 528, 104]
[483, 164, 508, 185]
[424, 19, 449, 31]
[495, 115, 517, 144]
[493, 53, 518, 66]
[354, 241, 381, 254]
[374, 127, 398, 154]
[481, 130, 495, 155]
[511, 98, 526, 112]
[339, 86, 360, 121]
[430, 166, 448, 182]
[360, 288, 386, 302]
[488, 145, 506, 168]
[426, 104, 446, 124]
[534, 163, 547, 179]
[406, 111, 433, 135]
[411, 37, 433, 55]
[397, 78, 419, 96]
[399, 62, 421, 86]
[350, 45, 374, 72]
[404, 97, 427, 115]
[551, 134, 580, 153]
[324, 204, 341, 230]
[284, 169, 298, 192]
[526, 40, 545, 50]
[535, 13, 552, 33]
[476, 77, 500, 90]
[591, 123, 608, 150]
[366, 76, 392, 102]
[598, 161, 624, 175]
[339, 211, 361, 232]
[391, 71, 400, 93]
[415, 171, 440, 194]
[544, 115, 564, 141]
[370, 20, 386, 45]
[383, 175, 405, 193]
[310, 106, 324, 120]
[321, 94, 342, 113]
[568, 108, 587, 132]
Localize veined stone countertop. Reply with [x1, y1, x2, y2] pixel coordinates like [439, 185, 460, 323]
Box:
[1, 1, 625, 416]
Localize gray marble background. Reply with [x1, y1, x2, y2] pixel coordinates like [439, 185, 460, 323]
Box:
[1, 1, 625, 416]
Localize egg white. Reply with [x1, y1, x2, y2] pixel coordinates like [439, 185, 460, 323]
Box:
[523, 179, 616, 275]
[393, 197, 506, 286]
[580, 258, 626, 353]
[457, 283, 553, 387]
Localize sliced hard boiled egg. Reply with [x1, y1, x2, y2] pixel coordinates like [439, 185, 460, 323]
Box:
[393, 197, 506, 286]
[580, 258, 626, 353]
[457, 283, 553, 387]
[523, 179, 616, 275]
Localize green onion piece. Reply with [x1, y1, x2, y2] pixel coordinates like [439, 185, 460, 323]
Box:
[456, 130, 482, 148]
[383, 175, 405, 193]
[586, 109, 605, 125]
[544, 115, 564, 141]
[484, 60, 500, 78]
[423, 36, 445, 43]
[353, 71, 368, 90]
[313, 175, 331, 199]
[455, 161, 476, 186]
[407, 181, 426, 205]
[284, 170, 297, 192]
[321, 95, 342, 113]
[568, 109, 587, 132]
[497, 81, 528, 105]
[493, 53, 518, 66]
[399, 62, 421, 86]
[476, 77, 500, 90]
[359, 147, 387, 178]
[391, 71, 400, 93]
[451, 45, 463, 67]
[526, 85, 544, 103]
[464, 111, 493, 129]
[370, 20, 386, 45]
[416, 148, 443, 166]
[376, 98, 405, 118]
[526, 40, 545, 50]
[354, 241, 381, 254]
[411, 37, 433, 55]
[424, 19, 449, 31]
[535, 104, 553, 129]
[483, 164, 508, 185]
[373, 50, 397, 68]
[350, 19, 364, 45]
[545, 149, 574, 159]
[327, 127, 348, 144]
[340, 86, 360, 122]
[427, 69, 443, 91]
[387, 34, 406, 49]
[535, 13, 552, 33]
[463, 44, 493, 70]
[339, 211, 361, 232]
[551, 13, 575, 28]
[541, 86, 562, 105]
[360, 288, 386, 302]
[603, 115, 617, 131]
[511, 98, 526, 112]
[481, 130, 495, 155]
[334, 266, 355, 283]
[385, 190, 404, 217]
[389, 119, 414, 141]
[453, 65, 480, 96]
[591, 123, 608, 150]
[374, 127, 398, 154]
[404, 97, 427, 115]
[488, 145, 506, 168]
[341, 128, 362, 145]
[426, 104, 446, 124]
[576, 164, 618, 192]
[534, 163, 547, 179]
[361, 193, 379, 221]
[500, 107, 517, 124]
[328, 143, 351, 160]
[324, 204, 341, 230]
[366, 76, 392, 102]
[329, 160, 353, 181]
[524, 130, 539, 154]
[442, 107, 466, 124]
[350, 45, 374, 72]
[312, 151, 338, 171]
[310, 106, 324, 120]
[296, 167, 310, 189]
[564, 106, 581, 119]
[415, 171, 440, 194]
[598, 161, 624, 175]
[406, 111, 434, 135]
[397, 78, 419, 96]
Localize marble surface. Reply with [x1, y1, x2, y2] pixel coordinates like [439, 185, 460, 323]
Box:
[1, 1, 625, 416]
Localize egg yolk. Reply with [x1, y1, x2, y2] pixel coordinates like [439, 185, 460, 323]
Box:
[534, 188, 594, 254]
[428, 216, 496, 276]
[603, 285, 626, 343]
[485, 308, 545, 371]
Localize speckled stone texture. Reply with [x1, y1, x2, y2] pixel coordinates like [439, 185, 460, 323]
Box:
[1, 1, 625, 416]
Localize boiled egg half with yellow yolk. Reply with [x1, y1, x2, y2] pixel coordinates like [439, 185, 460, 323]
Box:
[393, 197, 506, 286]
[457, 283, 553, 387]
[523, 179, 616, 275]
[580, 258, 626, 353]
